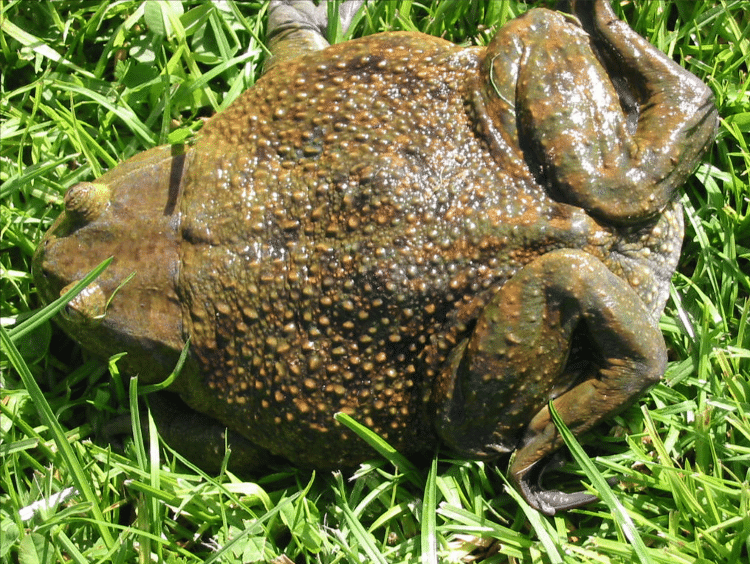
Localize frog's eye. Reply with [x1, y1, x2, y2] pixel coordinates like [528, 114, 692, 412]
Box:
[64, 182, 111, 223]
[59, 281, 107, 326]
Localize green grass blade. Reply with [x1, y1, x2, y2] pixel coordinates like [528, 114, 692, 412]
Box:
[333, 473, 388, 564]
[502, 479, 566, 564]
[0, 325, 115, 549]
[550, 402, 655, 564]
[9, 258, 112, 342]
[335, 412, 422, 485]
[0, 17, 95, 79]
[420, 455, 438, 564]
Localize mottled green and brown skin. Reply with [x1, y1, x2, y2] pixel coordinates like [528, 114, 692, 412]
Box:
[33, 0, 717, 514]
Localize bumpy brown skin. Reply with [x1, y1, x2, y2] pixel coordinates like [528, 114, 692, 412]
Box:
[33, 1, 717, 514]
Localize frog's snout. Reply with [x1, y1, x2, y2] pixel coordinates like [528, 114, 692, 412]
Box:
[34, 145, 189, 312]
[33, 147, 189, 384]
[32, 180, 113, 309]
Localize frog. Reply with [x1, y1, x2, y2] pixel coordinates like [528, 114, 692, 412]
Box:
[32, 0, 718, 515]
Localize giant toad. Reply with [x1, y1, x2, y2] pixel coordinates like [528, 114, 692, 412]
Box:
[33, 0, 718, 514]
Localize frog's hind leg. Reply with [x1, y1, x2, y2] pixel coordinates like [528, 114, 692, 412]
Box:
[266, 0, 366, 70]
[509, 0, 717, 224]
[434, 249, 666, 515]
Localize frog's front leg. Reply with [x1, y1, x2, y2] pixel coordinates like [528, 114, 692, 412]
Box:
[491, 0, 717, 224]
[266, 0, 366, 70]
[434, 249, 666, 515]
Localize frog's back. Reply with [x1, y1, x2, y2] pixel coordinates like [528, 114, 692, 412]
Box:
[173, 32, 677, 466]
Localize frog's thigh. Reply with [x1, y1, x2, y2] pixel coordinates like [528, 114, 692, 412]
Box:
[435, 249, 665, 484]
[504, 3, 716, 223]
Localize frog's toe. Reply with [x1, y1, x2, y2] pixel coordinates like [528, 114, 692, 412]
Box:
[269, 0, 329, 37]
[266, 0, 366, 69]
[519, 480, 599, 516]
[516, 454, 602, 515]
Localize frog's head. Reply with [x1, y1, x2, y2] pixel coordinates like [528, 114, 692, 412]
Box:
[32, 145, 190, 384]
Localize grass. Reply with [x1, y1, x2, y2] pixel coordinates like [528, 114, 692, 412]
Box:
[1, 0, 749, 562]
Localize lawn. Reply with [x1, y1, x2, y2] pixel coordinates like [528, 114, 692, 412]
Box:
[1, 1, 749, 563]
